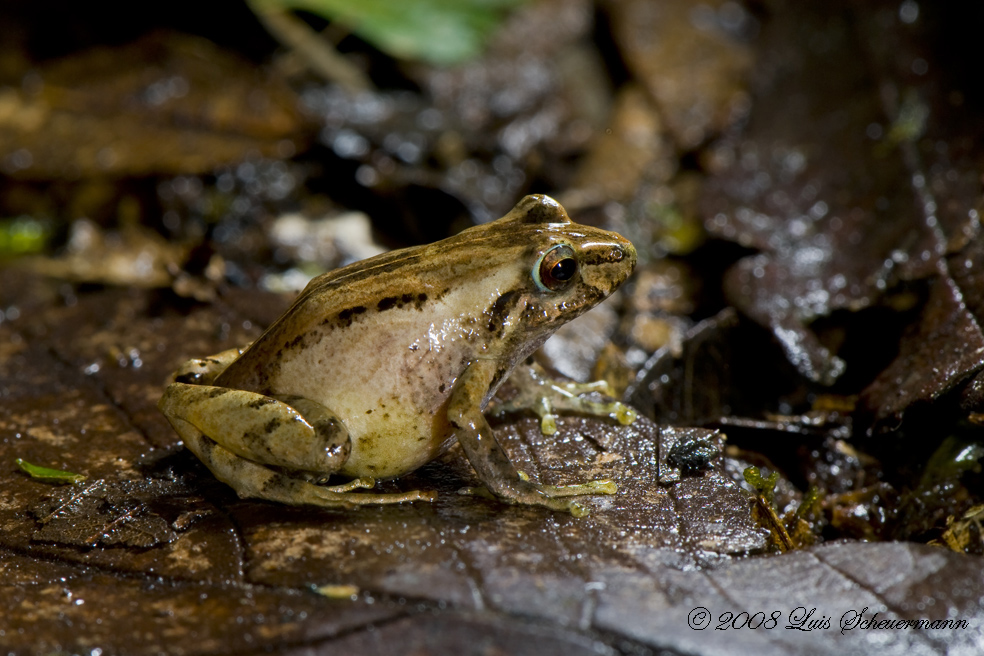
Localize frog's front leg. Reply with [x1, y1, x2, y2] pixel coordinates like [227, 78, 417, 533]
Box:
[448, 360, 617, 516]
[158, 383, 434, 507]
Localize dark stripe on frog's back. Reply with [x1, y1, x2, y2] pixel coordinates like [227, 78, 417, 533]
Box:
[214, 231, 533, 392]
[211, 199, 619, 393]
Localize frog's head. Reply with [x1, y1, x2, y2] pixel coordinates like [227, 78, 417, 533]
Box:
[478, 194, 637, 353]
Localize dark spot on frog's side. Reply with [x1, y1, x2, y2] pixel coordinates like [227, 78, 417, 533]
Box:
[377, 292, 430, 313]
[263, 417, 282, 433]
[377, 296, 400, 312]
[337, 305, 368, 327]
[205, 387, 230, 399]
[486, 290, 520, 336]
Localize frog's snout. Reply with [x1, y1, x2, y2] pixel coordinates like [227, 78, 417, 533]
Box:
[616, 238, 637, 274]
[606, 234, 637, 283]
[579, 232, 637, 295]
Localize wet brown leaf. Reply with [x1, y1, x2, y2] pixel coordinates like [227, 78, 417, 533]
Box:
[0, 32, 309, 179]
[627, 308, 811, 427]
[20, 218, 223, 300]
[700, 1, 982, 387]
[605, 0, 754, 150]
[28, 478, 202, 548]
[862, 252, 984, 431]
[566, 84, 671, 205]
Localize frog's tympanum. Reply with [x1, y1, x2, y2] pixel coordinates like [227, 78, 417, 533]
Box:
[159, 195, 636, 515]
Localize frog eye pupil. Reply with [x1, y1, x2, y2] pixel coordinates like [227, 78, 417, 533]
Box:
[551, 258, 576, 282]
[534, 244, 578, 292]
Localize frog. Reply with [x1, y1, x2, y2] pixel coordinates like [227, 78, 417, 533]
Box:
[158, 194, 637, 515]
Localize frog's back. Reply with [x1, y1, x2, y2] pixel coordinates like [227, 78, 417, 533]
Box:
[214, 195, 578, 395]
[215, 233, 520, 397]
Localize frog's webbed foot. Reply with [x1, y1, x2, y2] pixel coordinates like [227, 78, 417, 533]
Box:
[159, 383, 435, 507]
[451, 360, 617, 517]
[459, 472, 616, 517]
[491, 363, 637, 435]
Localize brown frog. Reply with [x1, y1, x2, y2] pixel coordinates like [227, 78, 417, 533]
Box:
[159, 195, 636, 515]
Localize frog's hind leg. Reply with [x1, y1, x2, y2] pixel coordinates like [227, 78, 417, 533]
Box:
[159, 383, 351, 473]
[159, 383, 435, 506]
[174, 423, 433, 507]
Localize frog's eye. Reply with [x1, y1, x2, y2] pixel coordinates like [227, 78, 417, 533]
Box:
[534, 244, 578, 292]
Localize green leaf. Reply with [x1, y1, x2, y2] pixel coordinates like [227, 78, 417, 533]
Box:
[16, 458, 88, 484]
[0, 216, 52, 257]
[251, 0, 525, 65]
[742, 465, 779, 506]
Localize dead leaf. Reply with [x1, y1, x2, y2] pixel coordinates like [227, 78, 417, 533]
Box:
[606, 0, 754, 150]
[0, 32, 310, 180]
[27, 478, 202, 548]
[700, 2, 981, 386]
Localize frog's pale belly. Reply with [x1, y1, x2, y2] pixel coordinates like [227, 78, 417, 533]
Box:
[269, 303, 487, 478]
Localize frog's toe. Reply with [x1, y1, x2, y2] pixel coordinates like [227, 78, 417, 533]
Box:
[548, 395, 638, 429]
[613, 403, 638, 425]
[539, 412, 559, 435]
[465, 474, 617, 515]
[535, 478, 618, 498]
[322, 476, 377, 493]
[457, 485, 498, 500]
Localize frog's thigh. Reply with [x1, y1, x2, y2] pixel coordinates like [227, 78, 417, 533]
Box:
[448, 360, 617, 515]
[159, 382, 349, 473]
[175, 423, 432, 507]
